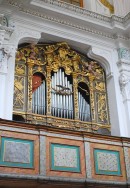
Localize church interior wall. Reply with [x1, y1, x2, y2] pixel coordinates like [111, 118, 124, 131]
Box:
[0, 0, 130, 186]
[0, 0, 130, 137]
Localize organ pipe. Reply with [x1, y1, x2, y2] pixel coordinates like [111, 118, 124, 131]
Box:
[51, 68, 74, 119]
[32, 69, 90, 122]
[32, 79, 46, 115]
[78, 87, 90, 122]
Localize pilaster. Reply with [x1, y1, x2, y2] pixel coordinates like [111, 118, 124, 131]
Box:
[118, 48, 130, 136]
[0, 14, 41, 120]
[0, 16, 16, 119]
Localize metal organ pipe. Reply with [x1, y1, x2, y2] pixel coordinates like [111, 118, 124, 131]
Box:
[37, 86, 40, 114]
[32, 70, 90, 122]
[78, 88, 90, 122]
[51, 69, 74, 119]
[32, 79, 46, 115]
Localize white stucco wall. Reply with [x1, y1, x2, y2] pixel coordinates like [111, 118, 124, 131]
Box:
[0, 0, 130, 137]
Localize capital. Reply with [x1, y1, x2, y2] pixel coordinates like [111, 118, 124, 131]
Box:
[3, 45, 16, 57]
[119, 73, 130, 100]
[0, 45, 16, 74]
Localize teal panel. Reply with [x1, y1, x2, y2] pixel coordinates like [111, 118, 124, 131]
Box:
[0, 137, 34, 168]
[51, 143, 80, 172]
[94, 149, 121, 176]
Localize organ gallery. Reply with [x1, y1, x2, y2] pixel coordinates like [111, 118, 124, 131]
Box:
[13, 42, 110, 134]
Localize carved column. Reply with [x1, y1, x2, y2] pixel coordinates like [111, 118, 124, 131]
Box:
[27, 62, 33, 112]
[0, 30, 15, 119]
[89, 76, 95, 122]
[118, 48, 130, 136]
[119, 73, 130, 134]
[0, 13, 16, 119]
[0, 45, 16, 119]
[46, 66, 51, 116]
[73, 73, 79, 120]
[0, 47, 7, 118]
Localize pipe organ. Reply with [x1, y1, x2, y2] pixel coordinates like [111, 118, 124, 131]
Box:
[13, 42, 110, 133]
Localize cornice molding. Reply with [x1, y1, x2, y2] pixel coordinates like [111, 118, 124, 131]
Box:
[31, 0, 111, 22]
[30, 0, 130, 24]
[5, 0, 130, 41]
[5, 1, 113, 39]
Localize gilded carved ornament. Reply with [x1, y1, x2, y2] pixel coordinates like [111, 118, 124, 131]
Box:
[99, 0, 114, 14]
[16, 42, 101, 80]
[14, 42, 110, 132]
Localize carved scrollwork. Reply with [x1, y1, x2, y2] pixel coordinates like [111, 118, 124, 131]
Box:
[15, 63, 25, 75]
[96, 93, 108, 123]
[16, 42, 100, 79]
[13, 76, 25, 110]
[95, 81, 105, 92]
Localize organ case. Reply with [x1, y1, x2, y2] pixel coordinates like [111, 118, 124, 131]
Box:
[13, 42, 110, 133]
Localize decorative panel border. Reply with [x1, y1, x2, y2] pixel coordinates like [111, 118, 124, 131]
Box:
[94, 149, 121, 176]
[0, 137, 34, 168]
[0, 130, 39, 175]
[90, 142, 126, 182]
[46, 137, 85, 178]
[51, 143, 80, 172]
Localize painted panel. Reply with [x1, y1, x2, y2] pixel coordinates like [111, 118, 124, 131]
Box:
[94, 149, 121, 176]
[51, 143, 80, 172]
[0, 137, 34, 168]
